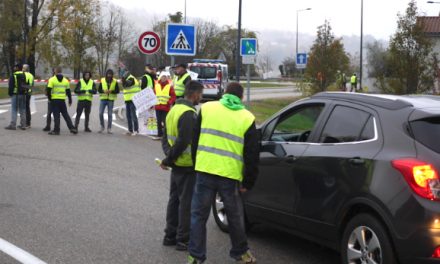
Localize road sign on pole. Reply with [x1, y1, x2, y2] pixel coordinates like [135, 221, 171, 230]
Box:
[166, 24, 196, 56]
[240, 38, 257, 56]
[296, 53, 308, 69]
[138, 31, 161, 55]
[242, 56, 256, 65]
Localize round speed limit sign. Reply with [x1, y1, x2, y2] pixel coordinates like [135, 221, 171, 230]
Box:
[138, 31, 161, 54]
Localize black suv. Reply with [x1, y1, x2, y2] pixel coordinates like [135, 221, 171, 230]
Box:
[212, 92, 440, 264]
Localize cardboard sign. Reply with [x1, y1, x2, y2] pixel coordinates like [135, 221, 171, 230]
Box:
[132, 88, 158, 114]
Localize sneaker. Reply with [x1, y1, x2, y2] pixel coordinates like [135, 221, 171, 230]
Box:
[26, 125, 31, 129]
[70, 128, 78, 134]
[85, 128, 92, 133]
[131, 131, 138, 136]
[126, 131, 133, 136]
[175, 241, 188, 251]
[43, 127, 50, 132]
[162, 237, 177, 246]
[187, 255, 203, 264]
[235, 250, 256, 264]
[17, 125, 26, 130]
[4, 125, 16, 130]
[98, 127, 104, 133]
[48, 131, 60, 135]
[107, 129, 112, 134]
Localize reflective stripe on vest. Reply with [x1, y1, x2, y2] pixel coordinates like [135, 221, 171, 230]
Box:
[195, 101, 255, 181]
[155, 82, 171, 105]
[100, 78, 117, 101]
[78, 79, 94, 101]
[49, 76, 70, 100]
[123, 75, 141, 101]
[173, 73, 190, 97]
[166, 103, 197, 167]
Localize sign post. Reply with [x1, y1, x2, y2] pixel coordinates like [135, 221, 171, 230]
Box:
[137, 31, 161, 55]
[241, 38, 257, 105]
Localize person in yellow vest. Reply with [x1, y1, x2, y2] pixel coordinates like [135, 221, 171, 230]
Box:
[98, 69, 119, 134]
[122, 70, 141, 136]
[187, 82, 259, 264]
[22, 64, 34, 128]
[74, 71, 97, 132]
[46, 66, 77, 135]
[154, 72, 176, 139]
[141, 64, 156, 90]
[172, 63, 191, 99]
[5, 64, 27, 130]
[350, 73, 357, 92]
[160, 80, 204, 251]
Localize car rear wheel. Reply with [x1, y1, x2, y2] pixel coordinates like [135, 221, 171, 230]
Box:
[212, 192, 229, 233]
[341, 213, 397, 264]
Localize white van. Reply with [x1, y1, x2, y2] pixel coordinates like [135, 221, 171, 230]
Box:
[187, 59, 228, 100]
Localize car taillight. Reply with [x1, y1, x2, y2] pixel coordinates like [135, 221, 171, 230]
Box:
[217, 70, 222, 81]
[433, 246, 440, 258]
[392, 159, 440, 200]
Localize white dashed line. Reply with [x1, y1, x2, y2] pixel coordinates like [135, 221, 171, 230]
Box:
[0, 237, 47, 264]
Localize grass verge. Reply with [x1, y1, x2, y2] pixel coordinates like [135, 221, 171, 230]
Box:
[0, 85, 49, 99]
[249, 97, 300, 124]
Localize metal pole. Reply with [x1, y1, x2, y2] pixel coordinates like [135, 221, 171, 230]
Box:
[360, 0, 363, 91]
[23, 0, 27, 63]
[184, 0, 187, 23]
[296, 10, 298, 62]
[246, 64, 250, 105]
[236, 0, 242, 82]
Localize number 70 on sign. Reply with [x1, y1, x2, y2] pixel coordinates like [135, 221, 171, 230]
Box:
[138, 31, 161, 55]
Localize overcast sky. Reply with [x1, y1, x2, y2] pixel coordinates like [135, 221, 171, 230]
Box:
[110, 0, 438, 39]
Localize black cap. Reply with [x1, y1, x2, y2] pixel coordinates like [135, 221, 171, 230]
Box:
[145, 64, 154, 69]
[174, 63, 187, 69]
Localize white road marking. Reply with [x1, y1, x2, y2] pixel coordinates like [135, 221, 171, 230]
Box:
[72, 112, 85, 120]
[0, 110, 8, 114]
[42, 114, 54, 118]
[0, 237, 47, 264]
[112, 121, 128, 131]
[31, 111, 36, 115]
[103, 113, 117, 121]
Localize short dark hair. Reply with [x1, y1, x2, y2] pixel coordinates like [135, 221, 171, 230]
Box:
[225, 82, 243, 99]
[184, 81, 204, 97]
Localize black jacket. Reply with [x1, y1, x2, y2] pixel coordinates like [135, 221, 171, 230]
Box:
[46, 74, 72, 104]
[191, 108, 260, 190]
[161, 99, 197, 168]
[98, 78, 120, 95]
[141, 72, 157, 89]
[8, 72, 26, 96]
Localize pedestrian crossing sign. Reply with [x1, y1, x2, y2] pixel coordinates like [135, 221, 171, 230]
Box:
[166, 24, 197, 56]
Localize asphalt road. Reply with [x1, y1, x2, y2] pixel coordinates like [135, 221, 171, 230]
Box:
[0, 92, 339, 264]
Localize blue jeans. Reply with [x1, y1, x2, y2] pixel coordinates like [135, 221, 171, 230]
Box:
[9, 95, 26, 127]
[189, 172, 249, 262]
[125, 101, 138, 133]
[99, 100, 114, 129]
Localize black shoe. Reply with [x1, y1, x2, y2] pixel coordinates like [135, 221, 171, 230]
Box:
[84, 128, 92, 133]
[48, 131, 60, 135]
[163, 237, 177, 246]
[175, 241, 188, 251]
[4, 125, 16, 130]
[43, 127, 50, 132]
[17, 125, 26, 130]
[70, 128, 78, 134]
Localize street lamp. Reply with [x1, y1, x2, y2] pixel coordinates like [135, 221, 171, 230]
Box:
[296, 8, 311, 61]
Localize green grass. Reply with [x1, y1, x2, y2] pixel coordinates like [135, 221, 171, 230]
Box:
[0, 85, 54, 99]
[248, 97, 300, 124]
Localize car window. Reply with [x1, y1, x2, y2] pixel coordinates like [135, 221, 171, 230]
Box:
[319, 106, 372, 143]
[189, 66, 217, 79]
[270, 105, 324, 142]
[410, 117, 440, 153]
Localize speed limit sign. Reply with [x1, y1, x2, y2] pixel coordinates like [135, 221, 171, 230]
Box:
[138, 31, 161, 54]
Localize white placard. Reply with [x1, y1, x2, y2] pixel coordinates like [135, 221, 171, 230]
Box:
[132, 88, 158, 114]
[188, 70, 199, 80]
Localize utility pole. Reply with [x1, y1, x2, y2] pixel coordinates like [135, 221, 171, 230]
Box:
[236, 0, 242, 82]
[23, 0, 27, 63]
[360, 0, 364, 91]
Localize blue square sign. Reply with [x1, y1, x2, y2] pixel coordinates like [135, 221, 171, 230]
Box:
[240, 38, 257, 56]
[296, 53, 308, 66]
[166, 24, 196, 56]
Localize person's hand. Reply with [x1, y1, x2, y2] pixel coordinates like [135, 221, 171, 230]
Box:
[239, 188, 247, 193]
[159, 163, 168, 170]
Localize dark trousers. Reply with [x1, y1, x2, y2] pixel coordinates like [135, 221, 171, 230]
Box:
[75, 100, 92, 129]
[45, 101, 52, 129]
[25, 94, 31, 126]
[189, 172, 248, 262]
[156, 110, 168, 137]
[125, 101, 138, 133]
[165, 168, 196, 243]
[51, 99, 74, 132]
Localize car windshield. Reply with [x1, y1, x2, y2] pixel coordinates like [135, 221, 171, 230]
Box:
[410, 117, 440, 153]
[190, 66, 217, 79]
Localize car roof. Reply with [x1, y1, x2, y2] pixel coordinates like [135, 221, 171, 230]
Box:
[312, 92, 440, 110]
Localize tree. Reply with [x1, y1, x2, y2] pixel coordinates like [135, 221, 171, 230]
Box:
[281, 57, 296, 77]
[366, 41, 391, 91]
[305, 20, 350, 93]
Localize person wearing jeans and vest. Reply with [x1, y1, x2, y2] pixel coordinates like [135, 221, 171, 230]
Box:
[172, 64, 191, 99]
[98, 69, 119, 134]
[5, 64, 27, 130]
[122, 71, 141, 136]
[74, 71, 97, 132]
[46, 67, 77, 135]
[187, 82, 259, 264]
[161, 80, 204, 251]
[154, 72, 176, 139]
[23, 64, 34, 128]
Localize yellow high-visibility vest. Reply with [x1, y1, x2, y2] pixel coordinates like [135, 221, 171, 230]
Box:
[77, 79, 94, 101]
[123, 75, 141, 101]
[173, 73, 190, 97]
[155, 82, 171, 105]
[48, 76, 70, 100]
[100, 78, 118, 101]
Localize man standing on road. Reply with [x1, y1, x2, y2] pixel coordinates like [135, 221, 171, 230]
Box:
[187, 82, 259, 264]
[161, 81, 203, 251]
[98, 69, 119, 134]
[154, 72, 176, 139]
[74, 71, 96, 132]
[141, 64, 156, 90]
[43, 69, 55, 131]
[23, 64, 34, 128]
[172, 64, 191, 99]
[5, 64, 27, 130]
[350, 73, 357, 92]
[46, 67, 77, 135]
[122, 71, 141, 136]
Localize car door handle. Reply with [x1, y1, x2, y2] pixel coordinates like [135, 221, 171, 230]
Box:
[349, 157, 365, 165]
[284, 155, 297, 164]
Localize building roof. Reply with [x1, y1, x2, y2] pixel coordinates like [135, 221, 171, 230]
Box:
[418, 16, 440, 36]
